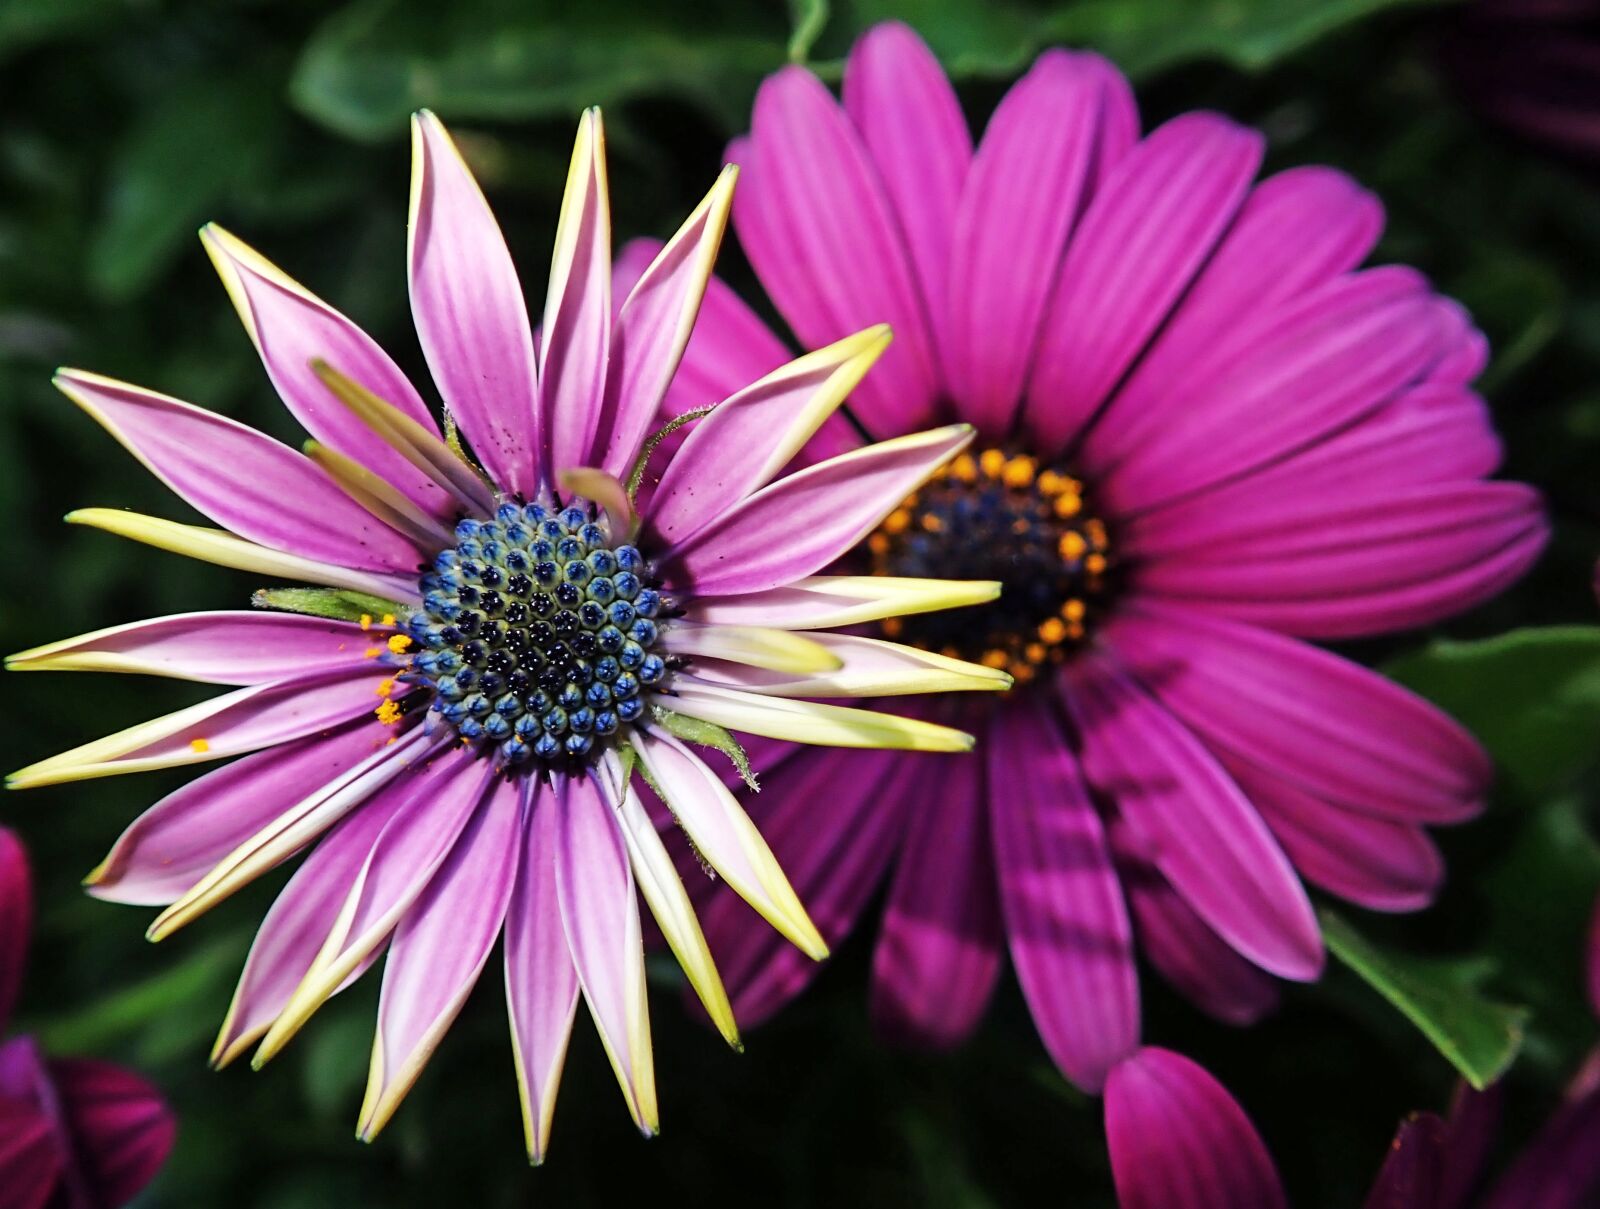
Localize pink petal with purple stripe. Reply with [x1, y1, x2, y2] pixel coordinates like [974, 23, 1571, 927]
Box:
[409, 112, 539, 498]
[1025, 113, 1263, 457]
[739, 67, 942, 436]
[1105, 605, 1489, 824]
[1134, 482, 1548, 639]
[56, 371, 422, 573]
[1111, 827, 1280, 1027]
[1080, 165, 1383, 472]
[842, 21, 971, 346]
[660, 425, 972, 596]
[988, 697, 1139, 1089]
[944, 50, 1131, 437]
[1105, 1047, 1287, 1209]
[694, 746, 909, 1028]
[870, 735, 1002, 1051]
[0, 1095, 59, 1209]
[1064, 655, 1323, 981]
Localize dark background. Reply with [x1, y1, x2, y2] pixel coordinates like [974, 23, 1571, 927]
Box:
[3, 1, 1599, 1205]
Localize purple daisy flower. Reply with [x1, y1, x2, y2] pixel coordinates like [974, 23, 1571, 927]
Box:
[0, 828, 175, 1209]
[6, 109, 1010, 1155]
[618, 22, 1550, 1089]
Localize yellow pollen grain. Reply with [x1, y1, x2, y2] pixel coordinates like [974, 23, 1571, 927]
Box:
[883, 508, 911, 535]
[1086, 519, 1109, 547]
[948, 453, 977, 482]
[1059, 532, 1088, 561]
[359, 614, 373, 631]
[979, 449, 1006, 479]
[1024, 642, 1046, 664]
[375, 700, 403, 726]
[381, 613, 396, 627]
[868, 533, 891, 556]
[1002, 456, 1036, 489]
[1053, 493, 1082, 519]
[189, 737, 210, 753]
[387, 634, 413, 655]
[1063, 599, 1087, 622]
[881, 617, 903, 638]
[980, 649, 1010, 671]
[375, 678, 396, 698]
[919, 513, 944, 533]
[1037, 470, 1070, 497]
[1038, 617, 1067, 645]
[363, 646, 382, 659]
[1086, 553, 1108, 576]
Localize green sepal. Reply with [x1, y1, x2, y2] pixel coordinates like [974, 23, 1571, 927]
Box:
[252, 587, 413, 624]
[626, 406, 717, 501]
[648, 704, 758, 792]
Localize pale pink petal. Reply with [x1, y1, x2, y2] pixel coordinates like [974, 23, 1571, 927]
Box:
[1105, 1047, 1287, 1209]
[210, 769, 420, 1067]
[201, 224, 456, 520]
[409, 112, 539, 497]
[1063, 655, 1323, 981]
[11, 668, 391, 790]
[988, 697, 1139, 1090]
[841, 21, 971, 339]
[944, 51, 1133, 436]
[505, 781, 581, 1163]
[360, 775, 520, 1139]
[869, 734, 1002, 1050]
[553, 774, 655, 1133]
[88, 718, 395, 907]
[540, 109, 612, 480]
[1104, 604, 1489, 824]
[738, 67, 942, 436]
[1025, 114, 1263, 457]
[659, 425, 971, 596]
[1080, 165, 1384, 471]
[597, 170, 732, 478]
[8, 612, 384, 684]
[56, 371, 424, 572]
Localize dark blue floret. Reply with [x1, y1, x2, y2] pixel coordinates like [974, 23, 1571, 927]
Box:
[412, 499, 670, 770]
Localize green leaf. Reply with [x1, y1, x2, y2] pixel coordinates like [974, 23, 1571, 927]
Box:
[814, 0, 1442, 80]
[0, 0, 124, 59]
[87, 72, 285, 301]
[1322, 909, 1527, 1090]
[649, 705, 757, 791]
[291, 0, 790, 142]
[253, 587, 413, 623]
[1386, 627, 1600, 803]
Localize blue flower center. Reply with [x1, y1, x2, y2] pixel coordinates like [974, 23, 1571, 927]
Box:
[868, 448, 1116, 686]
[403, 502, 667, 767]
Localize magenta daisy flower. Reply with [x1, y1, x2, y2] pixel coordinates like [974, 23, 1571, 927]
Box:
[6, 109, 1009, 1155]
[0, 829, 175, 1208]
[619, 22, 1550, 1088]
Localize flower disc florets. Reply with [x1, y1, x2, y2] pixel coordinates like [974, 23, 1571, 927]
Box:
[405, 501, 667, 768]
[870, 447, 1115, 684]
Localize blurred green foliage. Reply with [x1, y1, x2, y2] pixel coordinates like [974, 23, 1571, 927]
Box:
[3, 1, 1600, 1206]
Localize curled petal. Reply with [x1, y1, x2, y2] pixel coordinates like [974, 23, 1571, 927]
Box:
[669, 681, 974, 752]
[683, 575, 1000, 631]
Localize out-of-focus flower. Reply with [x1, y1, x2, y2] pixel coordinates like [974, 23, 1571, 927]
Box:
[1103, 1047, 1285, 1209]
[1439, 1, 1600, 165]
[626, 21, 1548, 1090]
[0, 828, 175, 1208]
[6, 108, 1007, 1156]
